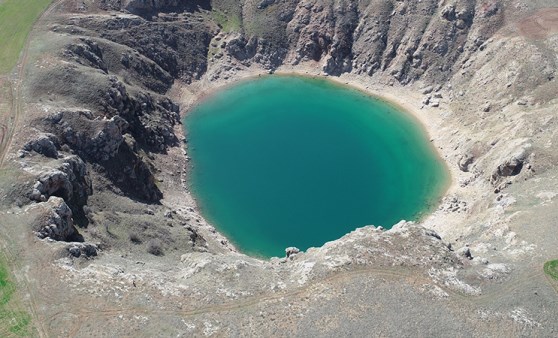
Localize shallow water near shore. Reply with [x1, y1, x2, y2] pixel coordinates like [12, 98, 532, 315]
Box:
[185, 76, 448, 258]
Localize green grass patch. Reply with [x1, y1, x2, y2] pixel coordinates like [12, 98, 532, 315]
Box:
[0, 0, 53, 74]
[0, 310, 32, 336]
[210, 9, 241, 32]
[0, 259, 33, 337]
[544, 259, 558, 281]
[0, 263, 15, 306]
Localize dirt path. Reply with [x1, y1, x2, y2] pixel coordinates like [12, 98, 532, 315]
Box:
[518, 8, 558, 39]
[42, 262, 548, 336]
[0, 78, 14, 167]
[0, 1, 60, 337]
[0, 0, 60, 167]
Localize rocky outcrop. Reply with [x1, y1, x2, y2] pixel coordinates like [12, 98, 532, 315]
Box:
[87, 115, 128, 161]
[50, 111, 128, 162]
[121, 0, 210, 16]
[29, 156, 92, 209]
[65, 38, 108, 73]
[67, 242, 98, 258]
[65, 37, 174, 94]
[40, 79, 179, 157]
[102, 77, 180, 151]
[458, 153, 475, 172]
[31, 196, 81, 241]
[212, 0, 501, 83]
[102, 138, 163, 202]
[491, 142, 533, 183]
[226, 35, 259, 62]
[285, 247, 300, 258]
[72, 13, 211, 83]
[285, 1, 357, 75]
[22, 133, 60, 158]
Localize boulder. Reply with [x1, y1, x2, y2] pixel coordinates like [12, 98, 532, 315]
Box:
[491, 142, 532, 183]
[88, 115, 128, 161]
[285, 247, 300, 258]
[458, 153, 475, 172]
[258, 0, 275, 9]
[29, 156, 92, 207]
[32, 197, 80, 241]
[23, 133, 59, 158]
[456, 246, 473, 260]
[421, 86, 433, 94]
[60, 113, 128, 161]
[67, 243, 98, 258]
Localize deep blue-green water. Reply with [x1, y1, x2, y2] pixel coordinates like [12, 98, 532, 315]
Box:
[185, 76, 448, 258]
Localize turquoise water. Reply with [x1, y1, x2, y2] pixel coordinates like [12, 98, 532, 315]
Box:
[185, 76, 448, 258]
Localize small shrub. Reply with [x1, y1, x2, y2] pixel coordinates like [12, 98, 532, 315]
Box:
[15, 198, 24, 208]
[61, 144, 72, 153]
[544, 260, 558, 281]
[147, 239, 164, 256]
[129, 232, 142, 244]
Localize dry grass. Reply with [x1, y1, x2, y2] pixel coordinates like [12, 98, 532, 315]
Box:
[147, 239, 164, 256]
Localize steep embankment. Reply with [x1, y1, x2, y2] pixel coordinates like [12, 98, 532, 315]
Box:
[0, 0, 557, 336]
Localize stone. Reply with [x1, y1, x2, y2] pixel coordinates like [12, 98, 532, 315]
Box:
[258, 0, 275, 9]
[441, 5, 456, 21]
[23, 133, 60, 158]
[68, 246, 81, 257]
[458, 153, 475, 172]
[32, 197, 79, 241]
[285, 247, 300, 258]
[491, 143, 532, 182]
[67, 243, 98, 258]
[421, 86, 433, 94]
[28, 156, 92, 210]
[422, 96, 431, 105]
[456, 247, 473, 260]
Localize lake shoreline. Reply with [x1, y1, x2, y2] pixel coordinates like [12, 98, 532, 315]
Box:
[171, 67, 454, 257]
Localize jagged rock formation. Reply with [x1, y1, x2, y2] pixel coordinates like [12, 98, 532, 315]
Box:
[66, 242, 98, 258]
[22, 133, 60, 159]
[29, 155, 91, 211]
[491, 141, 532, 183]
[30, 196, 82, 241]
